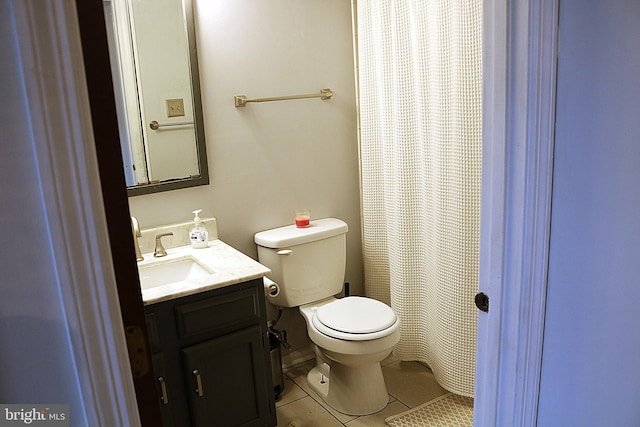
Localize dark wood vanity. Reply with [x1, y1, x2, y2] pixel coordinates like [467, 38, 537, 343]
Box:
[145, 278, 276, 426]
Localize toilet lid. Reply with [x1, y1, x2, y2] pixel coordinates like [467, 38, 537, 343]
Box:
[315, 296, 397, 334]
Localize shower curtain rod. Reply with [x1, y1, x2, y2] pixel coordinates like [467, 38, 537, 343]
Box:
[234, 88, 334, 107]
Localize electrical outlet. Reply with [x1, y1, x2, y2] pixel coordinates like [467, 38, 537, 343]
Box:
[166, 98, 185, 117]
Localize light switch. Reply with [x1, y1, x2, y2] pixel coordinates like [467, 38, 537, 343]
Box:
[166, 98, 185, 117]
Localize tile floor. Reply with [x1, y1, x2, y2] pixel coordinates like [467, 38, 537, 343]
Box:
[275, 354, 450, 427]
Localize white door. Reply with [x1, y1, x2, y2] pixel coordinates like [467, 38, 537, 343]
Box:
[476, 0, 559, 425]
[537, 1, 640, 425]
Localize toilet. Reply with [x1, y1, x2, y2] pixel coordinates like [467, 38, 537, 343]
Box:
[255, 218, 400, 415]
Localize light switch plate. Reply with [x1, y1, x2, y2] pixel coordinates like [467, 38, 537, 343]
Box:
[166, 98, 185, 117]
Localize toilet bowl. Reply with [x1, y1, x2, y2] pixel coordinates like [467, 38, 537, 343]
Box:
[299, 297, 400, 415]
[254, 218, 400, 415]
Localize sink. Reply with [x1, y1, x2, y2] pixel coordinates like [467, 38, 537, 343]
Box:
[138, 256, 214, 290]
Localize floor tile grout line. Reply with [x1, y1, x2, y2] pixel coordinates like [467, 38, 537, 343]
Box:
[275, 394, 307, 409]
[278, 355, 449, 426]
[290, 379, 354, 423]
[280, 371, 361, 426]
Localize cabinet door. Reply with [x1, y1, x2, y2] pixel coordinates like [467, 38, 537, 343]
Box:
[151, 353, 181, 427]
[182, 325, 273, 427]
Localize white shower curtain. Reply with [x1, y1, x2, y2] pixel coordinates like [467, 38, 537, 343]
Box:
[357, 1, 481, 397]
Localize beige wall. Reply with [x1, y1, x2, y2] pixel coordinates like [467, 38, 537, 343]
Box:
[128, 0, 361, 361]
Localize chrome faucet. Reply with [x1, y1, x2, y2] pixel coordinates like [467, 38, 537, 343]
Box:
[131, 216, 144, 262]
[154, 232, 173, 257]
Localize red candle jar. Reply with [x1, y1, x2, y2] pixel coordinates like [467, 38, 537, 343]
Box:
[295, 208, 310, 228]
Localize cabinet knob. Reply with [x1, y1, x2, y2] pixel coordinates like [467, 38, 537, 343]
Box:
[158, 376, 169, 405]
[193, 369, 204, 397]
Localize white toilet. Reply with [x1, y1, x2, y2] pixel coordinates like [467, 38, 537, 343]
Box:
[255, 218, 400, 415]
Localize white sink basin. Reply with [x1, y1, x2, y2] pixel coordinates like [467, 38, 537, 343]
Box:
[138, 256, 214, 290]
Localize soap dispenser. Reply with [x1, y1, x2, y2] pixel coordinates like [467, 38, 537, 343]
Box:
[189, 209, 209, 249]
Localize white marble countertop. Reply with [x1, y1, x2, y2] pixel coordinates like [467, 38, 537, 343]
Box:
[138, 239, 271, 305]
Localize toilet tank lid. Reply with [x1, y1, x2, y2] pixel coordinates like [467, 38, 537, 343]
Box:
[255, 218, 348, 248]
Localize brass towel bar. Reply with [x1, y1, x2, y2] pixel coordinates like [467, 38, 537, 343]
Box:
[234, 88, 334, 108]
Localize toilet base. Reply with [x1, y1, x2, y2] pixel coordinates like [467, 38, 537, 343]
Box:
[307, 360, 389, 416]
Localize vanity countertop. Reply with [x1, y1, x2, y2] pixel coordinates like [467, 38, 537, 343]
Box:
[138, 239, 271, 305]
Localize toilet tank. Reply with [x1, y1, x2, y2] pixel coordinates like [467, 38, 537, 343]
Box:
[255, 218, 348, 307]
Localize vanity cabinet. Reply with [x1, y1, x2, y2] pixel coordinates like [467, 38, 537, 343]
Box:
[145, 278, 276, 427]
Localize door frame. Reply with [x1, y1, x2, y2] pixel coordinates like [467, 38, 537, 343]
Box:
[73, 0, 165, 424]
[475, 0, 559, 425]
[11, 1, 143, 425]
[13, 0, 559, 425]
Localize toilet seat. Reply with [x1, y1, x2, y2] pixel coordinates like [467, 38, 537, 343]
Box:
[312, 297, 398, 341]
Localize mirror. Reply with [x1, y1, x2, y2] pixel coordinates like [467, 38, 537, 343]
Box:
[104, 0, 208, 196]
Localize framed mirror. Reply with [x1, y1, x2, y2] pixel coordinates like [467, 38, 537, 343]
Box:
[104, 0, 208, 196]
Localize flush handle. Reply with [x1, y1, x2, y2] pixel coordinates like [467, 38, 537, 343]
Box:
[277, 249, 293, 256]
[193, 369, 204, 397]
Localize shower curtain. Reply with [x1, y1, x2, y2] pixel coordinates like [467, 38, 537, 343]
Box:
[357, 1, 481, 397]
